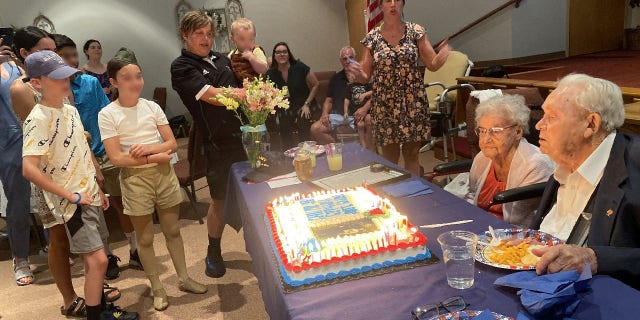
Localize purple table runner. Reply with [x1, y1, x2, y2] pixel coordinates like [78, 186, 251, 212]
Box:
[224, 143, 640, 320]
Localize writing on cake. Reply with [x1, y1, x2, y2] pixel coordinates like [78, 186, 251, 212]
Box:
[265, 186, 431, 287]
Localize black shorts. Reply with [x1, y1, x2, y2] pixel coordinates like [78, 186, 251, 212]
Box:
[203, 140, 247, 200]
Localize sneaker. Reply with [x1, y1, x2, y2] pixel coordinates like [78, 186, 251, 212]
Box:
[204, 255, 226, 278]
[100, 303, 139, 320]
[105, 255, 121, 280]
[128, 250, 143, 270]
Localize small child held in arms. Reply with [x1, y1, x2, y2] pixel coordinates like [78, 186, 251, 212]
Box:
[344, 80, 374, 151]
[21, 51, 122, 320]
[98, 48, 206, 311]
[228, 17, 267, 84]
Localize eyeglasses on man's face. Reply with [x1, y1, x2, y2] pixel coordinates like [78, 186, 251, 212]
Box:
[474, 124, 517, 137]
[411, 296, 467, 320]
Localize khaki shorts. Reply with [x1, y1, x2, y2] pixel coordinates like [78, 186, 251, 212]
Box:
[97, 154, 122, 197]
[64, 205, 108, 254]
[120, 163, 183, 216]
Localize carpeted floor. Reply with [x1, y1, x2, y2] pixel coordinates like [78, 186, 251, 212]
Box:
[509, 50, 640, 88]
[0, 138, 270, 320]
[0, 137, 444, 320]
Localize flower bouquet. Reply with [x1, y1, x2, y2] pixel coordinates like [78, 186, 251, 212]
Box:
[215, 76, 289, 168]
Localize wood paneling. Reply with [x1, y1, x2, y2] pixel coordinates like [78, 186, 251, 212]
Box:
[345, 0, 367, 59]
[567, 0, 625, 56]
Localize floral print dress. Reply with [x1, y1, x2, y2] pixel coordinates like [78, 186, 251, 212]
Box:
[362, 21, 430, 146]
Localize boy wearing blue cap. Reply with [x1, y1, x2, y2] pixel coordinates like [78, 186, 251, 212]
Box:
[21, 50, 138, 320]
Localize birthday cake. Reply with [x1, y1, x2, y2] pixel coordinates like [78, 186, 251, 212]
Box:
[265, 186, 431, 287]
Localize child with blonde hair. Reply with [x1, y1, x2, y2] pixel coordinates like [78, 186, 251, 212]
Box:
[228, 17, 267, 83]
[98, 48, 206, 311]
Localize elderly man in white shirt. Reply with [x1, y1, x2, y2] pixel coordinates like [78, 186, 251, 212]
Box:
[529, 73, 640, 290]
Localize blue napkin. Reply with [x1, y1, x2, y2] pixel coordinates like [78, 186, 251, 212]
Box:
[494, 265, 592, 319]
[381, 180, 431, 197]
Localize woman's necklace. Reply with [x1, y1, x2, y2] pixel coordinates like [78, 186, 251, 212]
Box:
[382, 23, 404, 46]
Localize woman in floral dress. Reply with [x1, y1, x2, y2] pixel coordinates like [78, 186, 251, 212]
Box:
[349, 0, 451, 175]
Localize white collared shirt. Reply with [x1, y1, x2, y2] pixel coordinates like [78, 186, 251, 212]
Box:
[539, 132, 616, 241]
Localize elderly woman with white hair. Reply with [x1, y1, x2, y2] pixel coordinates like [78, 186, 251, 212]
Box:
[464, 94, 555, 227]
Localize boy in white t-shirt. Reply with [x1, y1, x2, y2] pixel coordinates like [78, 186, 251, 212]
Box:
[99, 48, 206, 311]
[228, 17, 267, 84]
[22, 50, 138, 320]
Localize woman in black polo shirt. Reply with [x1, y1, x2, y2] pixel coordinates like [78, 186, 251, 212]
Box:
[266, 42, 320, 150]
[170, 10, 246, 279]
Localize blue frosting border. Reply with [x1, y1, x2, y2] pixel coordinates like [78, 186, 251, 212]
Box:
[264, 213, 432, 287]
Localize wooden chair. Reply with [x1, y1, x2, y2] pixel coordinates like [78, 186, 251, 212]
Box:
[153, 87, 167, 112]
[173, 125, 207, 224]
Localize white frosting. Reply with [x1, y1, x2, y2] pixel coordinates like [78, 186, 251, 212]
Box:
[270, 187, 423, 280]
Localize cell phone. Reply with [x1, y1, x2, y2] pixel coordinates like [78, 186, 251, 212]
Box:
[0, 27, 14, 47]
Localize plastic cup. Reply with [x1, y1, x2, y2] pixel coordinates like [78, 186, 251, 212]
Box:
[326, 142, 343, 171]
[437, 230, 477, 289]
[293, 149, 313, 181]
[298, 141, 317, 167]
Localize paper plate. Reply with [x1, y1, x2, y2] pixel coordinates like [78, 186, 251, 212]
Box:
[284, 145, 325, 158]
[427, 310, 513, 320]
[474, 228, 563, 270]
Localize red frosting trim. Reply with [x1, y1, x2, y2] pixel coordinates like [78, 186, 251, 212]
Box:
[265, 192, 429, 273]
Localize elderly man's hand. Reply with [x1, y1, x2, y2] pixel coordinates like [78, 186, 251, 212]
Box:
[532, 244, 598, 275]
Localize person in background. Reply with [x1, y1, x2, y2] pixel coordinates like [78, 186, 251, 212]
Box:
[22, 50, 137, 320]
[171, 10, 246, 279]
[1, 28, 33, 286]
[99, 48, 207, 311]
[348, 0, 451, 175]
[530, 74, 640, 290]
[81, 39, 112, 98]
[310, 46, 355, 145]
[266, 42, 319, 150]
[53, 34, 142, 279]
[462, 94, 554, 227]
[227, 17, 267, 84]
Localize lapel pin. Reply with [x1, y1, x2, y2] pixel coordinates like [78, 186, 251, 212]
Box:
[606, 209, 614, 217]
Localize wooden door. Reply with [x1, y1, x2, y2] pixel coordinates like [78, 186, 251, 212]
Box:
[345, 0, 367, 59]
[567, 0, 626, 56]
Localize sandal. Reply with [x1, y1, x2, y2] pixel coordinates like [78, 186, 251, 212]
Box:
[103, 283, 121, 303]
[153, 288, 169, 311]
[60, 296, 87, 318]
[13, 259, 34, 286]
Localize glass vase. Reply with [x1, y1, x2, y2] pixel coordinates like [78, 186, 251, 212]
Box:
[240, 124, 270, 168]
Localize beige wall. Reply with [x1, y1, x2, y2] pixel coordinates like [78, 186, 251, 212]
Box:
[0, 0, 349, 118]
[402, 0, 566, 62]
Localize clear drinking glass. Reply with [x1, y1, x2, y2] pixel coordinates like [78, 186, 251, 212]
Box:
[437, 230, 477, 289]
[326, 142, 343, 171]
[298, 141, 317, 167]
[293, 149, 313, 181]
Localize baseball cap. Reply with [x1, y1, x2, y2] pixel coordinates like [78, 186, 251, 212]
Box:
[24, 50, 80, 81]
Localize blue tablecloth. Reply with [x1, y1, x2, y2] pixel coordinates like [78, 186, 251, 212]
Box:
[224, 143, 640, 320]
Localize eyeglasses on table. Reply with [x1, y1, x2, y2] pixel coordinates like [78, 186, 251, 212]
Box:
[411, 296, 468, 320]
